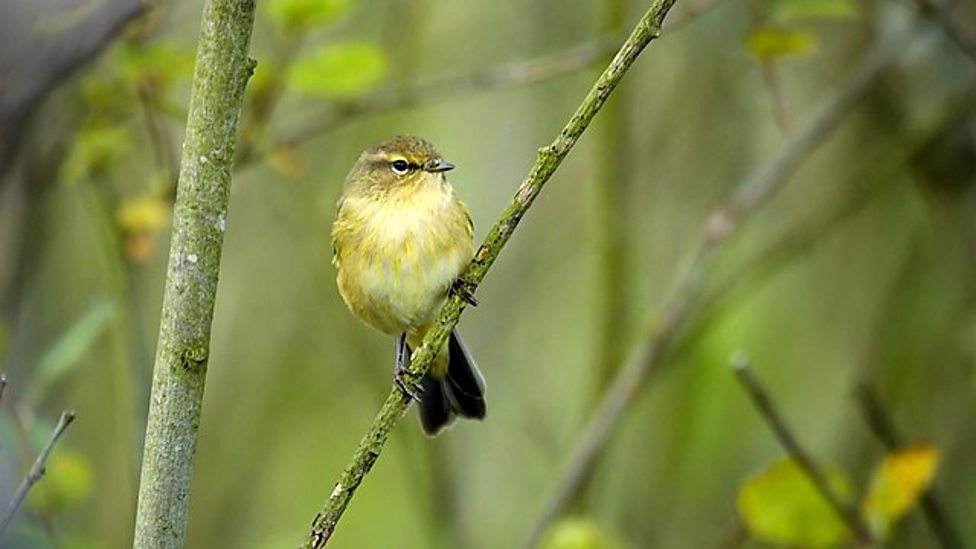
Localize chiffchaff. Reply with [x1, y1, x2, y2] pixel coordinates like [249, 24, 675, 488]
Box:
[332, 136, 485, 435]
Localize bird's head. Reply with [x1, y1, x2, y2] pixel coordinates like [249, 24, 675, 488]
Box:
[346, 135, 455, 194]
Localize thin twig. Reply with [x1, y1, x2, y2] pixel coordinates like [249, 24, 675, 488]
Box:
[855, 383, 965, 549]
[301, 2, 680, 546]
[759, 60, 793, 134]
[0, 375, 5, 455]
[137, 86, 178, 190]
[747, 5, 793, 135]
[517, 24, 920, 549]
[3, 399, 60, 542]
[731, 356, 873, 544]
[0, 411, 76, 535]
[913, 0, 976, 63]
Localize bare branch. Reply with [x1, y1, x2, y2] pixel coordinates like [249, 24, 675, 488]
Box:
[855, 383, 965, 549]
[758, 60, 793, 135]
[0, 410, 75, 535]
[517, 24, 921, 549]
[731, 356, 872, 544]
[301, 2, 680, 546]
[913, 0, 976, 63]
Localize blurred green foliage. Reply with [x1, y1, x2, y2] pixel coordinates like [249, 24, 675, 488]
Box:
[0, 0, 974, 547]
[737, 458, 851, 547]
[59, 127, 133, 186]
[264, 0, 351, 32]
[34, 301, 114, 404]
[764, 0, 859, 23]
[737, 445, 940, 546]
[745, 28, 816, 59]
[540, 518, 627, 549]
[288, 43, 388, 98]
[28, 449, 94, 513]
[118, 41, 195, 91]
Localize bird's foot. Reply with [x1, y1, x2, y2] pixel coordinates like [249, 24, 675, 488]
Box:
[393, 365, 424, 402]
[451, 278, 479, 307]
[394, 333, 423, 401]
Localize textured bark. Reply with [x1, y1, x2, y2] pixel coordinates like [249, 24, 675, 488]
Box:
[132, 1, 256, 547]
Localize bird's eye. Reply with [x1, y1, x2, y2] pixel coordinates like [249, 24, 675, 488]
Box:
[390, 159, 410, 175]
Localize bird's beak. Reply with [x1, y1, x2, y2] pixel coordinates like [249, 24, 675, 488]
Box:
[426, 159, 455, 172]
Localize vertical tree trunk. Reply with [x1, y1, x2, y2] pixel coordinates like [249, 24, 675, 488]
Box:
[133, 1, 255, 547]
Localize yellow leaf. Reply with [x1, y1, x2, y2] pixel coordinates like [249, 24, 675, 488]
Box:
[117, 196, 169, 233]
[738, 458, 852, 547]
[861, 444, 939, 538]
[746, 28, 817, 59]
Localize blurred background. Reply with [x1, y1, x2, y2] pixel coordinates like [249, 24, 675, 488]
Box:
[1, 0, 974, 547]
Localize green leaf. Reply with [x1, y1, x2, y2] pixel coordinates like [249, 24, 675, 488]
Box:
[861, 444, 939, 539]
[738, 458, 852, 547]
[746, 28, 817, 59]
[265, 0, 351, 31]
[771, 0, 859, 23]
[80, 76, 134, 118]
[33, 301, 115, 403]
[539, 517, 627, 549]
[288, 43, 387, 99]
[119, 41, 196, 91]
[60, 126, 133, 184]
[28, 449, 94, 512]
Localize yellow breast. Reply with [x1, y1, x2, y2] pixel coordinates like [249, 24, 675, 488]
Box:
[332, 179, 474, 336]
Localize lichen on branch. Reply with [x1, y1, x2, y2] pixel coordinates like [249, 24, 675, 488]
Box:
[133, 1, 257, 547]
[302, 1, 679, 546]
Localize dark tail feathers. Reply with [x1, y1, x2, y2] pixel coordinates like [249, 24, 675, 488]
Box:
[418, 330, 486, 436]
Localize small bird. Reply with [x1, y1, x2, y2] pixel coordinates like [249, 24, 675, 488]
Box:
[332, 136, 486, 435]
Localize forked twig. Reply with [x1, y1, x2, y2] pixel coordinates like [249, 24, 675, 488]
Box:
[0, 411, 76, 535]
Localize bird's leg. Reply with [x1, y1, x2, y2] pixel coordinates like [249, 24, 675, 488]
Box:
[450, 277, 479, 307]
[394, 333, 423, 401]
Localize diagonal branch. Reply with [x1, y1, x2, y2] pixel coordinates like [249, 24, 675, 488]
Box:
[0, 410, 75, 535]
[301, 1, 680, 546]
[517, 22, 922, 549]
[913, 0, 976, 63]
[732, 356, 873, 544]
